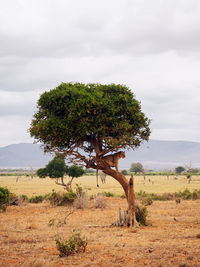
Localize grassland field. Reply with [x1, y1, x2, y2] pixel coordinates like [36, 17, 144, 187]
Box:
[1, 174, 200, 197]
[1, 175, 200, 266]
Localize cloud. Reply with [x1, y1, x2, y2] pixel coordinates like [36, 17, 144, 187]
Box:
[0, 0, 200, 146]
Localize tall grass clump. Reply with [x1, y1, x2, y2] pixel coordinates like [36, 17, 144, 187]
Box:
[73, 185, 89, 209]
[93, 194, 107, 209]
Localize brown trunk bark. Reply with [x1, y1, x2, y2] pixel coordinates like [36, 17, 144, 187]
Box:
[127, 176, 138, 227]
[102, 168, 129, 197]
[102, 169, 137, 227]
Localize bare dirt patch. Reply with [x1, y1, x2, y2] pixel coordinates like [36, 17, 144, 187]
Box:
[1, 198, 200, 266]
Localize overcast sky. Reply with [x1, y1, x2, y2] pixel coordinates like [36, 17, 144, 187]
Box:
[0, 0, 200, 147]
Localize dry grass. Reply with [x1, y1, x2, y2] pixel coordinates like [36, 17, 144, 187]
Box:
[1, 198, 200, 266]
[1, 175, 200, 197]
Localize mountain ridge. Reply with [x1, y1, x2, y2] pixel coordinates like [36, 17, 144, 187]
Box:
[0, 140, 200, 170]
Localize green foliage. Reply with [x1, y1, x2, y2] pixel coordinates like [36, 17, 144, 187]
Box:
[136, 189, 200, 202]
[30, 82, 150, 155]
[175, 166, 185, 174]
[46, 157, 66, 179]
[0, 187, 10, 205]
[67, 165, 85, 178]
[189, 168, 199, 174]
[174, 188, 200, 200]
[48, 190, 76, 206]
[0, 187, 10, 212]
[136, 205, 148, 226]
[130, 162, 144, 173]
[37, 168, 48, 178]
[29, 195, 44, 203]
[56, 231, 87, 257]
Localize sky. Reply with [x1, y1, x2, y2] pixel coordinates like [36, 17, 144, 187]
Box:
[0, 0, 200, 147]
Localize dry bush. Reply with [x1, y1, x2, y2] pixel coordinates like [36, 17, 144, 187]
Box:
[93, 194, 107, 209]
[141, 197, 153, 206]
[73, 192, 89, 209]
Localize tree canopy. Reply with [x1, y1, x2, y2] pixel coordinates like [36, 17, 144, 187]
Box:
[130, 162, 144, 173]
[67, 165, 85, 178]
[46, 157, 66, 179]
[175, 166, 185, 174]
[30, 82, 150, 169]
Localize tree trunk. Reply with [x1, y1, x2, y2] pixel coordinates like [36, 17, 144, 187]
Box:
[127, 175, 138, 227]
[102, 168, 138, 227]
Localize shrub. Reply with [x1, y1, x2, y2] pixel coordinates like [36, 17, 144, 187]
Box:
[136, 205, 148, 226]
[141, 197, 153, 206]
[49, 190, 76, 206]
[136, 190, 148, 198]
[72, 185, 89, 209]
[93, 194, 107, 209]
[29, 195, 44, 203]
[0, 187, 10, 205]
[102, 192, 115, 197]
[9, 192, 20, 206]
[56, 231, 87, 257]
[175, 189, 192, 200]
[162, 193, 174, 201]
[0, 187, 10, 211]
[73, 192, 89, 209]
[20, 194, 29, 202]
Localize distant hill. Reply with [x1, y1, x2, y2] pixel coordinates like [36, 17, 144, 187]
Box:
[120, 139, 200, 170]
[0, 140, 200, 170]
[0, 143, 53, 168]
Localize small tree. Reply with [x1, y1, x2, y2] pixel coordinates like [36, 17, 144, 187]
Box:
[37, 168, 49, 178]
[30, 82, 150, 226]
[130, 162, 144, 174]
[46, 157, 66, 179]
[66, 165, 85, 190]
[175, 166, 185, 174]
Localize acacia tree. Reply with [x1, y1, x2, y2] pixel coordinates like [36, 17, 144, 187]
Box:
[66, 165, 85, 191]
[130, 162, 144, 174]
[37, 157, 84, 191]
[175, 166, 185, 174]
[30, 83, 150, 226]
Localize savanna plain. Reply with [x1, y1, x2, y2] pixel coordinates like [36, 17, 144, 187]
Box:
[1, 175, 200, 267]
